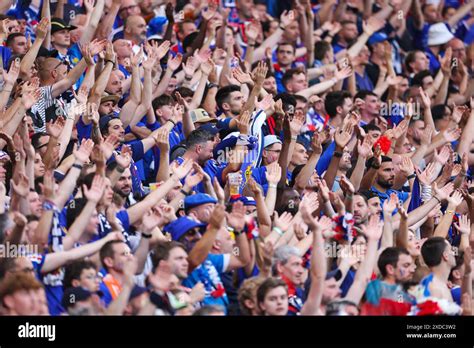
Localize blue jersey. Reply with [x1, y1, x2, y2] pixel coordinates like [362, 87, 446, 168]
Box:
[182, 254, 230, 312]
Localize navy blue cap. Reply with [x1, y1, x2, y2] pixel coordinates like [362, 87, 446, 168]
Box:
[163, 217, 207, 241]
[184, 193, 217, 211]
[62, 287, 92, 308]
[368, 32, 388, 46]
[326, 268, 343, 281]
[199, 123, 220, 136]
[99, 114, 119, 134]
[229, 195, 256, 206]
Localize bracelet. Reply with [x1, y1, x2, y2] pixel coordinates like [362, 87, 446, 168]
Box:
[334, 151, 343, 158]
[291, 135, 297, 141]
[207, 83, 218, 89]
[279, 25, 286, 31]
[185, 75, 192, 80]
[141, 233, 152, 239]
[433, 196, 441, 203]
[248, 43, 256, 47]
[446, 210, 454, 215]
[407, 173, 416, 180]
[167, 119, 176, 127]
[72, 163, 83, 170]
[180, 188, 191, 196]
[269, 183, 277, 189]
[105, 59, 114, 65]
[273, 226, 283, 236]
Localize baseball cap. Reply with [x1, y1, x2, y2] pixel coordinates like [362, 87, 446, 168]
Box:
[190, 109, 216, 124]
[184, 193, 218, 211]
[198, 123, 219, 136]
[326, 269, 343, 281]
[51, 17, 77, 34]
[62, 287, 92, 309]
[368, 32, 388, 46]
[263, 135, 282, 148]
[147, 16, 168, 37]
[427, 22, 454, 46]
[99, 114, 119, 134]
[163, 217, 207, 241]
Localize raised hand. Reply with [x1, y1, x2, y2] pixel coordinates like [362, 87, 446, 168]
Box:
[442, 127, 461, 143]
[3, 57, 20, 86]
[357, 136, 373, 159]
[11, 173, 29, 197]
[447, 190, 464, 207]
[168, 53, 183, 72]
[334, 65, 353, 81]
[383, 192, 398, 216]
[419, 87, 431, 109]
[363, 17, 385, 35]
[360, 214, 383, 241]
[265, 162, 281, 185]
[399, 156, 415, 177]
[184, 169, 204, 188]
[154, 127, 170, 152]
[335, 123, 353, 149]
[171, 158, 193, 179]
[434, 145, 451, 165]
[290, 110, 305, 137]
[182, 56, 198, 78]
[156, 40, 171, 60]
[253, 60, 268, 86]
[35, 17, 49, 41]
[433, 182, 454, 201]
[83, 175, 106, 203]
[232, 66, 253, 86]
[141, 207, 163, 232]
[226, 201, 246, 231]
[74, 138, 95, 163]
[209, 204, 226, 229]
[280, 10, 295, 29]
[339, 174, 355, 195]
[46, 117, 65, 138]
[454, 214, 471, 235]
[200, 57, 215, 76]
[273, 211, 294, 233]
[236, 110, 251, 135]
[415, 162, 436, 186]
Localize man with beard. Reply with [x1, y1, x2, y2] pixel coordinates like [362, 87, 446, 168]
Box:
[123, 15, 147, 51]
[406, 118, 425, 149]
[370, 156, 410, 207]
[114, 167, 135, 207]
[362, 247, 416, 315]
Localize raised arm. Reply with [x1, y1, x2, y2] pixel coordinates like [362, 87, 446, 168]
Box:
[344, 215, 383, 304]
[187, 204, 225, 272]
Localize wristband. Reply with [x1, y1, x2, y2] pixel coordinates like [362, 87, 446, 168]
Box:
[334, 151, 343, 158]
[279, 25, 286, 31]
[247, 43, 256, 47]
[105, 59, 114, 65]
[407, 173, 416, 180]
[433, 196, 441, 203]
[185, 75, 192, 80]
[167, 119, 176, 127]
[141, 233, 152, 239]
[269, 184, 277, 189]
[446, 210, 454, 215]
[291, 135, 297, 141]
[207, 83, 218, 89]
[273, 226, 283, 236]
[72, 163, 83, 170]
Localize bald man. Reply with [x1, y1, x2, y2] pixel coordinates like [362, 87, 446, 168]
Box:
[447, 38, 466, 63]
[123, 15, 147, 46]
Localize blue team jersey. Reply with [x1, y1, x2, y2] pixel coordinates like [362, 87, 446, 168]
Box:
[182, 254, 230, 312]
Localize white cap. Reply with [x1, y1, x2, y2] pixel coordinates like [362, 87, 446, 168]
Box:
[263, 135, 282, 148]
[427, 22, 454, 46]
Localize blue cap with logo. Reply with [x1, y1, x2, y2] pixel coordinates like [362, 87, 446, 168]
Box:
[163, 217, 207, 241]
